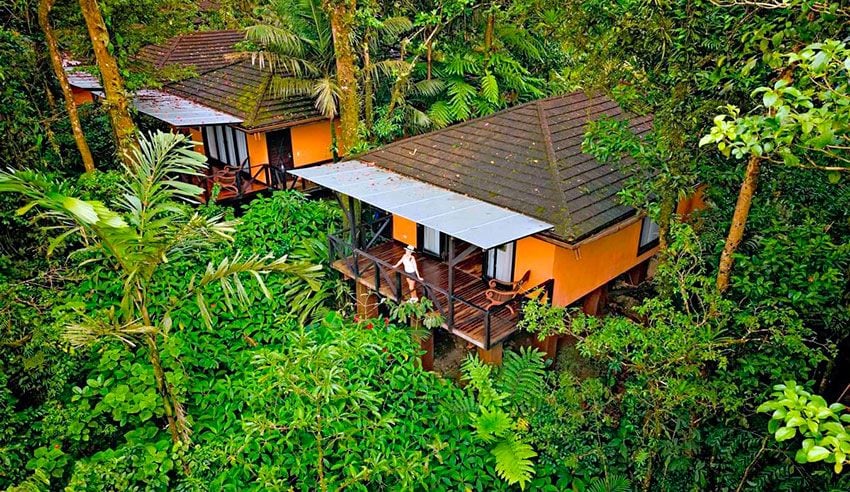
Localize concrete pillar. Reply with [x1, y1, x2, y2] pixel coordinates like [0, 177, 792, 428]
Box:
[477, 343, 503, 365]
[355, 282, 380, 319]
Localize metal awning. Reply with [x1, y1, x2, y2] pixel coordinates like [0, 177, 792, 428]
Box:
[92, 89, 243, 127]
[132, 89, 243, 127]
[65, 69, 101, 90]
[290, 160, 554, 250]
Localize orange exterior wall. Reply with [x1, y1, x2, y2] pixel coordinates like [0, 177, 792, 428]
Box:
[291, 120, 334, 167]
[72, 87, 94, 105]
[549, 219, 656, 306]
[247, 132, 269, 184]
[514, 236, 557, 290]
[677, 185, 708, 217]
[188, 128, 205, 154]
[392, 215, 417, 247]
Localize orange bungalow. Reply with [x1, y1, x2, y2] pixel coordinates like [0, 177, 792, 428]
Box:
[291, 92, 703, 364]
[66, 30, 335, 201]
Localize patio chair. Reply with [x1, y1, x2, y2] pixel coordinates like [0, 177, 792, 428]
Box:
[484, 270, 531, 315]
[211, 165, 241, 197]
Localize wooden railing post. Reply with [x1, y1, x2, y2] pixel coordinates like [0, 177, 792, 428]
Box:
[484, 312, 491, 350]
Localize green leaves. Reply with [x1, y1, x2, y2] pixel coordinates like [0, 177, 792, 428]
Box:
[758, 380, 850, 473]
[491, 438, 537, 490]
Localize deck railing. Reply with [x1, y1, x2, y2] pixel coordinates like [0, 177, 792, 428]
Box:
[328, 225, 550, 349]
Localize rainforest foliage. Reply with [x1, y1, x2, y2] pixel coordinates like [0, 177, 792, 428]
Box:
[2, 0, 850, 490]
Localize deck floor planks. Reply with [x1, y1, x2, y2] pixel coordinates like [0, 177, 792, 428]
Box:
[331, 240, 520, 348]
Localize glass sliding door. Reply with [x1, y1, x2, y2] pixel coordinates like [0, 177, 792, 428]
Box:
[486, 242, 515, 282]
[421, 225, 442, 256]
[203, 125, 250, 171]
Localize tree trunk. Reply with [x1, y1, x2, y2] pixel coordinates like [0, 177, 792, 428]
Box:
[363, 39, 373, 133]
[657, 190, 675, 252]
[326, 0, 360, 153]
[77, 0, 137, 165]
[39, 0, 96, 173]
[483, 11, 495, 58]
[716, 155, 761, 293]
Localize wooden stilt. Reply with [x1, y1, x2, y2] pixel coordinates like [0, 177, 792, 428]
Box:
[532, 335, 558, 360]
[627, 260, 649, 286]
[355, 281, 380, 319]
[581, 285, 608, 316]
[477, 343, 503, 365]
[419, 331, 434, 371]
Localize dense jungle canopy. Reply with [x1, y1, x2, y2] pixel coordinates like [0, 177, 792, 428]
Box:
[1, 0, 849, 490]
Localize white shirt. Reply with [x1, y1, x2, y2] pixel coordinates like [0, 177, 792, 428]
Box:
[401, 254, 417, 274]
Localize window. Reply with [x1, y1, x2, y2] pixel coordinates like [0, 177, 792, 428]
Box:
[421, 225, 442, 256]
[486, 242, 515, 282]
[638, 216, 660, 254]
[202, 125, 249, 170]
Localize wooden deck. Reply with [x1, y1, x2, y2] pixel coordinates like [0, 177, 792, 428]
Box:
[196, 167, 320, 203]
[332, 240, 519, 349]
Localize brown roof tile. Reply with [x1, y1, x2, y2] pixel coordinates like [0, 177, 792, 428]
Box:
[163, 59, 321, 130]
[360, 91, 651, 243]
[136, 30, 245, 73]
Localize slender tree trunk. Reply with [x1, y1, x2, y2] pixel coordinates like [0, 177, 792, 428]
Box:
[483, 11, 495, 58]
[716, 155, 761, 293]
[657, 191, 675, 252]
[41, 85, 64, 161]
[39, 0, 95, 172]
[363, 39, 373, 133]
[426, 39, 432, 80]
[325, 0, 360, 153]
[140, 303, 189, 444]
[78, 0, 137, 165]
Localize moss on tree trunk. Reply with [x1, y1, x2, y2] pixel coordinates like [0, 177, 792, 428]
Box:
[39, 0, 95, 172]
[78, 0, 137, 165]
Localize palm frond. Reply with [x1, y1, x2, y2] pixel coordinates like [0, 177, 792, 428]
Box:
[193, 252, 323, 328]
[245, 24, 305, 57]
[251, 51, 319, 78]
[369, 59, 409, 81]
[64, 318, 157, 348]
[412, 78, 446, 98]
[269, 75, 317, 98]
[378, 16, 413, 40]
[312, 77, 340, 118]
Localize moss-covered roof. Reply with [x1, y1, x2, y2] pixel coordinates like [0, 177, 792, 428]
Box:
[137, 30, 322, 131]
[360, 92, 653, 244]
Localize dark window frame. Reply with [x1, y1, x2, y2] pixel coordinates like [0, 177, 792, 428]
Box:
[637, 216, 660, 255]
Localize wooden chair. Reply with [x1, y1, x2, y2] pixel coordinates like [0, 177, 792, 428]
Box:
[484, 270, 531, 315]
[211, 165, 241, 197]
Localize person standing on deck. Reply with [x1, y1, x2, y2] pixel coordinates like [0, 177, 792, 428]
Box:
[394, 245, 423, 301]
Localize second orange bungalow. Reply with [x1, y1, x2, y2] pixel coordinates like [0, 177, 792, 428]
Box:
[292, 91, 704, 364]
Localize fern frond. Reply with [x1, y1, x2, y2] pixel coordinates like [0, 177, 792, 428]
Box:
[474, 407, 513, 441]
[492, 438, 537, 490]
[480, 72, 499, 104]
[497, 347, 546, 408]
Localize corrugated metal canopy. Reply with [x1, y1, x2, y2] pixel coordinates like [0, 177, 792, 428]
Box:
[290, 160, 554, 250]
[132, 89, 243, 127]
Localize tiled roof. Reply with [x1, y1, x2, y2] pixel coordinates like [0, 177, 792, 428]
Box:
[136, 30, 244, 73]
[360, 92, 653, 243]
[135, 30, 322, 131]
[163, 59, 322, 131]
